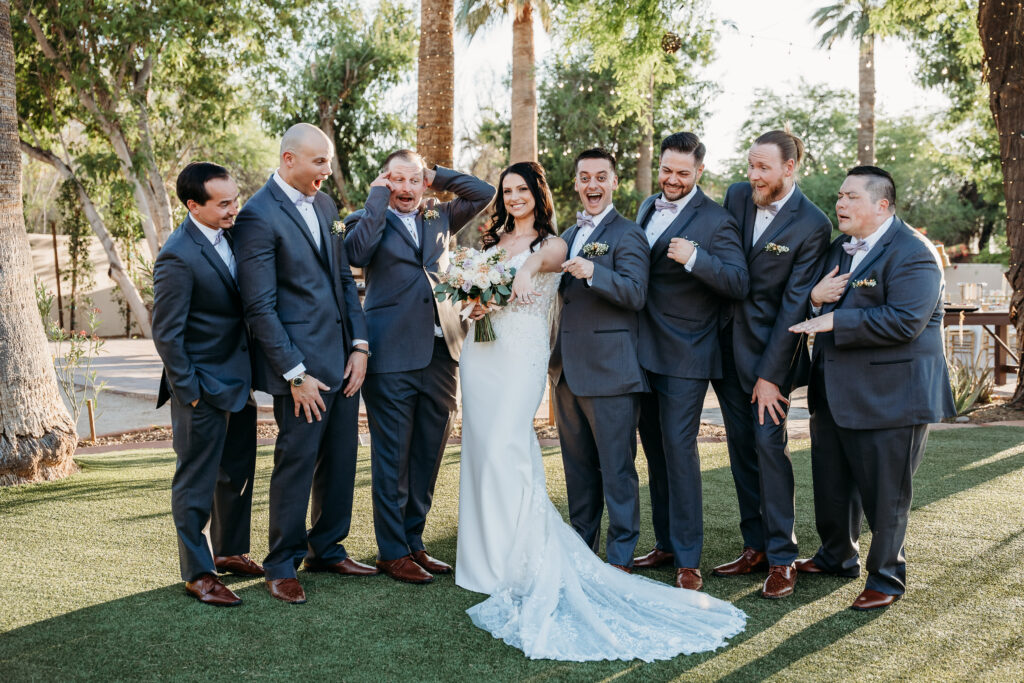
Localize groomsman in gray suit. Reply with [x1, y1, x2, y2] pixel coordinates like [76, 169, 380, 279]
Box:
[153, 162, 263, 606]
[712, 130, 832, 599]
[234, 124, 374, 605]
[550, 148, 650, 572]
[632, 133, 749, 590]
[790, 166, 954, 610]
[346, 150, 494, 584]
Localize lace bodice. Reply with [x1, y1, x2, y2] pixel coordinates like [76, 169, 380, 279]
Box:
[487, 242, 560, 324]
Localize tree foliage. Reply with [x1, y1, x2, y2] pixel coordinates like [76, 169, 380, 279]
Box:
[262, 0, 417, 211]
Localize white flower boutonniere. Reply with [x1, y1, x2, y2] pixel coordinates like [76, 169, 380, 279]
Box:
[581, 242, 610, 258]
[331, 219, 345, 237]
[852, 278, 877, 288]
[764, 242, 790, 255]
[423, 208, 440, 221]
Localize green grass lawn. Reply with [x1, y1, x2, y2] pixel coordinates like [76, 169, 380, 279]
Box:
[2, 428, 1023, 681]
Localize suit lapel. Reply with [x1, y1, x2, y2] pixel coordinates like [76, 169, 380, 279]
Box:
[637, 195, 656, 229]
[385, 210, 420, 253]
[268, 180, 328, 268]
[742, 192, 757, 257]
[834, 219, 902, 309]
[312, 200, 333, 273]
[584, 209, 617, 251]
[184, 220, 237, 296]
[750, 187, 803, 262]
[651, 190, 701, 261]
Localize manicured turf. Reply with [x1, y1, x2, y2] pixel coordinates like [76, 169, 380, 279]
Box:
[1, 428, 1023, 681]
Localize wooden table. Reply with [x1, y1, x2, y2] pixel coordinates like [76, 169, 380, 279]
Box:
[943, 309, 1018, 384]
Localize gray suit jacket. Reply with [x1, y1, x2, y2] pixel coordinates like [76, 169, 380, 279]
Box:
[549, 208, 650, 397]
[809, 217, 955, 429]
[345, 166, 494, 373]
[152, 219, 252, 413]
[232, 177, 367, 396]
[636, 188, 749, 380]
[722, 182, 832, 394]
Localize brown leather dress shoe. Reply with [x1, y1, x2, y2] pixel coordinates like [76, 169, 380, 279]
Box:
[304, 557, 379, 576]
[411, 550, 452, 575]
[377, 555, 433, 584]
[794, 558, 826, 574]
[712, 547, 768, 577]
[633, 548, 674, 569]
[675, 567, 703, 591]
[185, 573, 242, 606]
[851, 588, 901, 611]
[266, 578, 307, 604]
[215, 554, 265, 577]
[761, 564, 797, 599]
[610, 563, 633, 574]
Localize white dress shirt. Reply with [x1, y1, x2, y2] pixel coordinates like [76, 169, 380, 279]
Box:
[848, 215, 895, 273]
[388, 206, 420, 247]
[271, 172, 367, 381]
[273, 170, 321, 250]
[190, 215, 236, 279]
[645, 189, 698, 272]
[752, 184, 796, 245]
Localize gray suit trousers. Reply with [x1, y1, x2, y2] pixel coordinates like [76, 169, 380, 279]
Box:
[170, 396, 257, 582]
[809, 368, 927, 594]
[554, 379, 641, 567]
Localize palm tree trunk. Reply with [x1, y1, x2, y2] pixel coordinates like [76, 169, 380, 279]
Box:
[857, 33, 875, 165]
[0, 0, 78, 485]
[509, 3, 537, 163]
[979, 0, 1024, 404]
[417, 0, 454, 168]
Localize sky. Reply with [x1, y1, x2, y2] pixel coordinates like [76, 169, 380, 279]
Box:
[451, 0, 951, 174]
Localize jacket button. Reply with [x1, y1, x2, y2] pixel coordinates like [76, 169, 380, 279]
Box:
[422, 298, 429, 303]
[336, 319, 341, 324]
[564, 299, 570, 304]
[240, 345, 247, 352]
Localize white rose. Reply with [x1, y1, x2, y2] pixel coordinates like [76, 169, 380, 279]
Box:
[489, 268, 503, 285]
[473, 274, 491, 290]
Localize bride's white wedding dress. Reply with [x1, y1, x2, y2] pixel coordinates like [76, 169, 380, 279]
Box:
[455, 243, 746, 662]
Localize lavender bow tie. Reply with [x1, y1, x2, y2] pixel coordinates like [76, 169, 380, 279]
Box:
[757, 202, 780, 216]
[576, 212, 596, 230]
[842, 240, 869, 255]
[295, 194, 315, 206]
[654, 198, 678, 213]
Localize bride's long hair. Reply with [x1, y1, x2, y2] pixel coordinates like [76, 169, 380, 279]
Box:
[481, 162, 557, 252]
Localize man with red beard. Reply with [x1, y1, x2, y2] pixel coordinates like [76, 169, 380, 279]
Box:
[631, 133, 748, 590]
[710, 130, 831, 599]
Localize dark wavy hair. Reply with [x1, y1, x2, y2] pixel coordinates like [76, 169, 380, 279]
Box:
[481, 161, 557, 251]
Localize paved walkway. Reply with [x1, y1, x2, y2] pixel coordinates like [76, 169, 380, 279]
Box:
[64, 338, 1019, 441]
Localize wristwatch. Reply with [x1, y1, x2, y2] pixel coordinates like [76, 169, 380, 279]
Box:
[290, 373, 306, 388]
[352, 347, 371, 358]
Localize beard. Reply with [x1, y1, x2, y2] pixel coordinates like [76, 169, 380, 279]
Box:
[660, 181, 693, 202]
[750, 176, 786, 207]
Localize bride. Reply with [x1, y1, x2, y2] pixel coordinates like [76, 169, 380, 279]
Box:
[455, 161, 746, 661]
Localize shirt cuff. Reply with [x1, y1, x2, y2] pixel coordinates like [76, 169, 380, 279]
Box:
[283, 363, 306, 381]
[585, 277, 593, 287]
[683, 247, 698, 272]
[811, 305, 822, 317]
[352, 339, 368, 348]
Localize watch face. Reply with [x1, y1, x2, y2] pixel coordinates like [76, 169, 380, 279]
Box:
[291, 375, 304, 387]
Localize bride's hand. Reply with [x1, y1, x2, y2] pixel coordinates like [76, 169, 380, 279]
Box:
[510, 271, 539, 305]
[461, 300, 489, 320]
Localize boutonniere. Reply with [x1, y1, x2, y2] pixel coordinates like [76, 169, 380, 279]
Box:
[423, 208, 440, 221]
[581, 242, 609, 258]
[331, 219, 345, 237]
[764, 242, 790, 255]
[851, 277, 877, 288]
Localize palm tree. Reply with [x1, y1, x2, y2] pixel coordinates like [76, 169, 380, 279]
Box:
[0, 0, 78, 485]
[811, 0, 877, 165]
[458, 0, 551, 163]
[418, 0, 456, 167]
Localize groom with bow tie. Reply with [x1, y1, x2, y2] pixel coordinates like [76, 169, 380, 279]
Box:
[234, 123, 373, 604]
[549, 147, 650, 573]
[631, 133, 749, 591]
[153, 162, 263, 606]
[711, 130, 832, 600]
[789, 166, 954, 610]
[346, 149, 494, 584]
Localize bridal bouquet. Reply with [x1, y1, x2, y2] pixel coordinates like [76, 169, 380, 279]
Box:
[434, 247, 517, 342]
